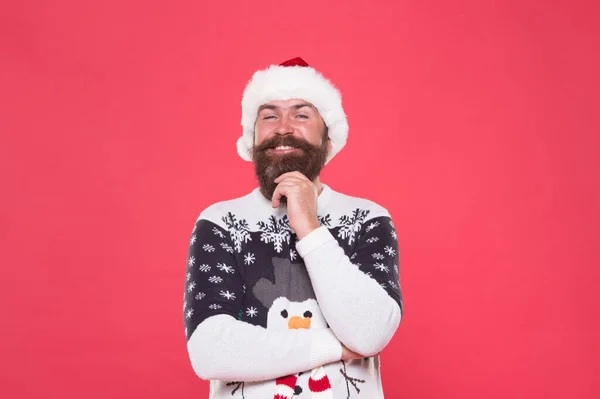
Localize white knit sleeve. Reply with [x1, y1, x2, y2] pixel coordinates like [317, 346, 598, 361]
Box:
[295, 217, 403, 357]
[187, 314, 342, 382]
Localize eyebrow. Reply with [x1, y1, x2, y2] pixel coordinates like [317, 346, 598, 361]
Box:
[257, 103, 315, 112]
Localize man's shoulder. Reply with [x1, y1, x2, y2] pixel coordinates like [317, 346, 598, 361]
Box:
[327, 187, 393, 222]
[324, 188, 397, 246]
[194, 191, 256, 229]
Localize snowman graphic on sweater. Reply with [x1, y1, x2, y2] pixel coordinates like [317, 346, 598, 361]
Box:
[252, 257, 334, 399]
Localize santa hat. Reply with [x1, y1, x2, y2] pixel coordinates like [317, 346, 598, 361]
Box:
[237, 57, 348, 164]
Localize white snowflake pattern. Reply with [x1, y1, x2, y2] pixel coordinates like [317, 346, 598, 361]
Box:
[220, 242, 234, 253]
[366, 271, 373, 277]
[374, 263, 389, 273]
[219, 290, 236, 300]
[388, 280, 399, 290]
[290, 249, 297, 261]
[242, 283, 246, 293]
[244, 253, 255, 265]
[195, 292, 206, 300]
[198, 264, 211, 272]
[318, 214, 332, 227]
[208, 276, 223, 284]
[365, 221, 380, 232]
[257, 215, 291, 253]
[208, 304, 222, 310]
[212, 227, 226, 239]
[355, 262, 362, 268]
[186, 272, 191, 281]
[222, 213, 252, 252]
[192, 224, 197, 233]
[190, 235, 196, 245]
[338, 208, 370, 245]
[379, 282, 387, 289]
[187, 281, 196, 292]
[217, 263, 235, 274]
[384, 246, 396, 257]
[246, 307, 258, 318]
[203, 244, 215, 252]
[183, 300, 187, 311]
[372, 253, 385, 260]
[185, 308, 194, 319]
[187, 256, 195, 267]
[394, 263, 399, 275]
[184, 327, 188, 336]
[366, 237, 379, 244]
[390, 220, 395, 229]
[391, 230, 397, 240]
[350, 252, 357, 260]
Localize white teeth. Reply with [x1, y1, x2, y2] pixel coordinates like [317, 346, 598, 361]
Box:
[275, 146, 293, 150]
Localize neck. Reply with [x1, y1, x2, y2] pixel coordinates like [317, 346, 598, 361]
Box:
[313, 176, 324, 195]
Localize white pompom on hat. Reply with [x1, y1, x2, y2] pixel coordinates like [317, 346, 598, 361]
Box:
[237, 57, 348, 164]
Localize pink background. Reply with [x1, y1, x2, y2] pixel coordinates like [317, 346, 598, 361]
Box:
[1, 0, 598, 398]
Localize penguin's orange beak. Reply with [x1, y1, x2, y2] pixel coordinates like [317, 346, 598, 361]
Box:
[288, 315, 311, 329]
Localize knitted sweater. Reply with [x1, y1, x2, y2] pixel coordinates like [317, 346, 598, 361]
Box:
[183, 183, 404, 398]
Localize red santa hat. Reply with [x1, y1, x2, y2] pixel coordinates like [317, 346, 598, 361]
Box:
[237, 57, 348, 164]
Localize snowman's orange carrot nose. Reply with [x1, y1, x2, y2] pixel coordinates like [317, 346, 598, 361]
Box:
[288, 315, 311, 329]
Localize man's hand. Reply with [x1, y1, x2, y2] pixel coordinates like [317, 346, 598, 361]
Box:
[272, 171, 321, 240]
[341, 344, 365, 361]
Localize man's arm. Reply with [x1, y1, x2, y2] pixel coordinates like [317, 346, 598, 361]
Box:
[296, 213, 404, 357]
[187, 315, 342, 381]
[183, 216, 342, 382]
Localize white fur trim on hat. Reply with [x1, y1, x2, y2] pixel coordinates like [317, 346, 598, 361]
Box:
[238, 62, 348, 164]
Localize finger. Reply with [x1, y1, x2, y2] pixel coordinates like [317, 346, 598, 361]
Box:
[278, 179, 318, 201]
[271, 181, 300, 207]
[274, 176, 306, 187]
[271, 183, 293, 208]
[272, 186, 283, 208]
[274, 171, 310, 183]
[273, 180, 309, 206]
[275, 177, 315, 191]
[275, 171, 309, 181]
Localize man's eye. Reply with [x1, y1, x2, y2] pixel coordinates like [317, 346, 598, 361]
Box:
[297, 114, 308, 119]
[263, 115, 276, 120]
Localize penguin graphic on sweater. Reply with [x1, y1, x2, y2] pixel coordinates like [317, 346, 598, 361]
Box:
[252, 257, 334, 399]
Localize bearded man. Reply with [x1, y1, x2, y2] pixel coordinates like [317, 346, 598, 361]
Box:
[183, 57, 404, 399]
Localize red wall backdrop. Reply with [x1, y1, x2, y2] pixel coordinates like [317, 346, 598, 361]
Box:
[1, 0, 598, 398]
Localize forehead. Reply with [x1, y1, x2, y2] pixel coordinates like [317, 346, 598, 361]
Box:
[258, 98, 318, 112]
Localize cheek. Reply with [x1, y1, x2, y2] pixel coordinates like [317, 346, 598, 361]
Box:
[254, 125, 270, 145]
[302, 122, 326, 145]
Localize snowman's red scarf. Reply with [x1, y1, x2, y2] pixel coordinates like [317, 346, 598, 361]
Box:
[274, 367, 332, 399]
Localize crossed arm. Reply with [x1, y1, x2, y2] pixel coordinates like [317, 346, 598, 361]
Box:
[296, 214, 403, 356]
[183, 215, 403, 381]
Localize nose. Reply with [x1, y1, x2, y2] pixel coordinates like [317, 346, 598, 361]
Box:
[274, 117, 294, 136]
[288, 316, 311, 329]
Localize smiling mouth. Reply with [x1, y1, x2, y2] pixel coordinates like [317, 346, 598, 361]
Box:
[268, 146, 301, 153]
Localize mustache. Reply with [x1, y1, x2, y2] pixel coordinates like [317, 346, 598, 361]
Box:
[253, 135, 314, 152]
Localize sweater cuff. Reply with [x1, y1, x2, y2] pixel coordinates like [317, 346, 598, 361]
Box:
[296, 226, 336, 258]
[310, 329, 342, 366]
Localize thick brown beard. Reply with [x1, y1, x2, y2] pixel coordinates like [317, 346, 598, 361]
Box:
[252, 133, 329, 204]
